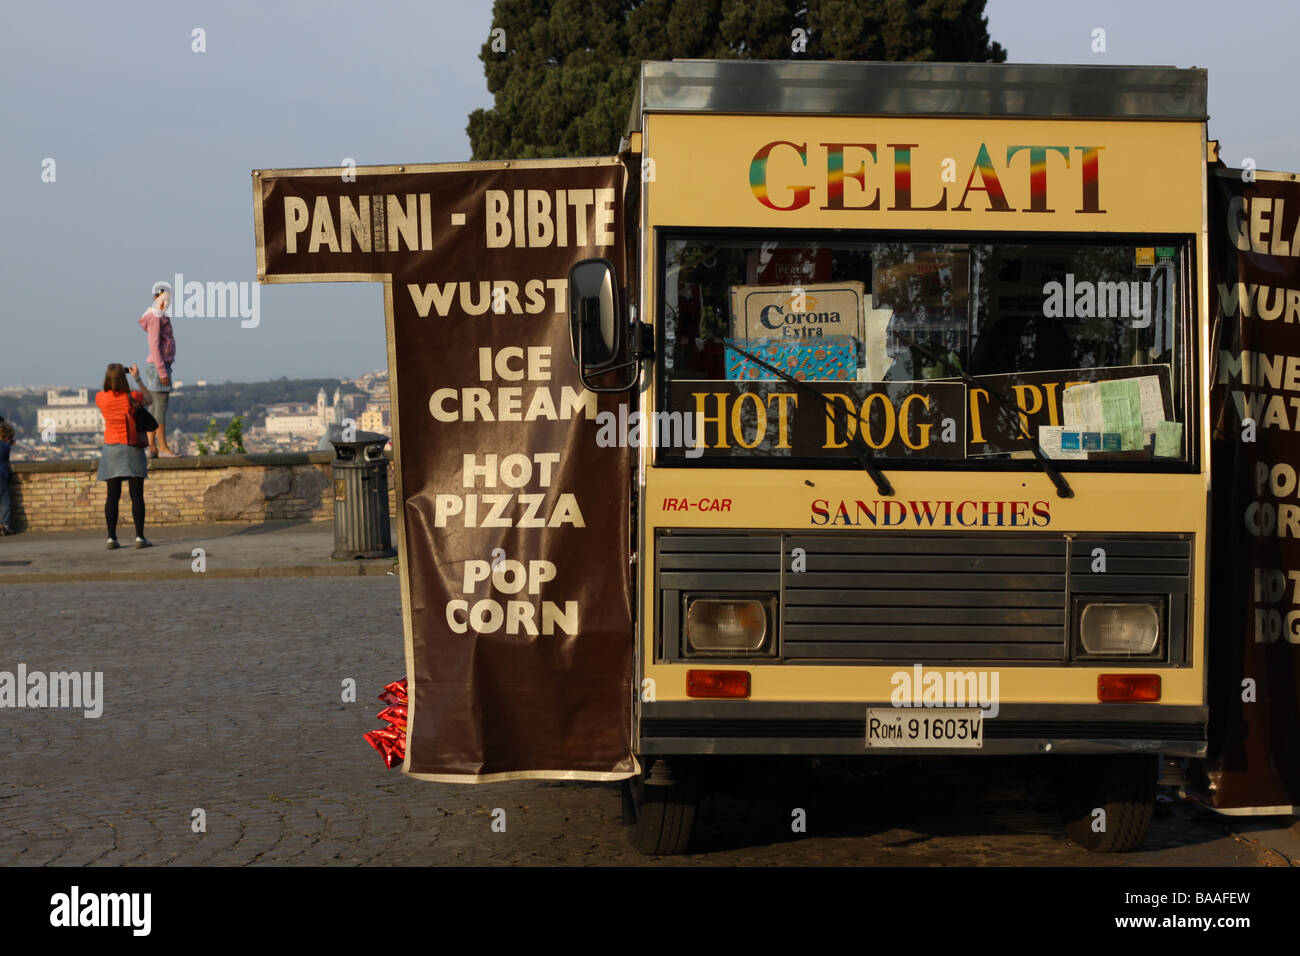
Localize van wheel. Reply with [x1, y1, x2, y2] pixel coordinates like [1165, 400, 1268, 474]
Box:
[623, 759, 698, 855]
[1055, 755, 1156, 852]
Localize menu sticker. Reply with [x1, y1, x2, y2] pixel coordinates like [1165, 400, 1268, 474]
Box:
[1064, 375, 1167, 453]
[1154, 420, 1184, 458]
[1039, 425, 1086, 460]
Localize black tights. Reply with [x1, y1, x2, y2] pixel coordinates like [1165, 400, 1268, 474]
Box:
[105, 477, 145, 540]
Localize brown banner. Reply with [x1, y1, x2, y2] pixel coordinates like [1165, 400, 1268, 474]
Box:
[1203, 169, 1300, 811]
[254, 159, 636, 781]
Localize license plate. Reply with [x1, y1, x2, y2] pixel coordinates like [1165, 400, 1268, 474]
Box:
[865, 708, 984, 749]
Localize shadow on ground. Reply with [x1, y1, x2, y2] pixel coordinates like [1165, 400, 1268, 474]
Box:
[620, 757, 1230, 858]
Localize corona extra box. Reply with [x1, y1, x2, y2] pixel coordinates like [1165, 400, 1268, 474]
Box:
[729, 280, 865, 341]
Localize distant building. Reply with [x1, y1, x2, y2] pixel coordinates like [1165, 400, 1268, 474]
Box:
[338, 391, 368, 421]
[263, 403, 321, 436]
[45, 388, 89, 406]
[351, 369, 388, 395]
[358, 369, 390, 402]
[264, 388, 343, 437]
[38, 388, 100, 434]
[359, 402, 390, 433]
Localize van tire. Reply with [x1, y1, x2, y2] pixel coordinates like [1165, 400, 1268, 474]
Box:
[1055, 755, 1156, 852]
[623, 760, 698, 856]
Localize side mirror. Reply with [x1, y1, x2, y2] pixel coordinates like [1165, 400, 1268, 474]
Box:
[568, 257, 621, 372]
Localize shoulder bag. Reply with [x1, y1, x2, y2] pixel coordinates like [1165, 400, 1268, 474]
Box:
[128, 393, 158, 442]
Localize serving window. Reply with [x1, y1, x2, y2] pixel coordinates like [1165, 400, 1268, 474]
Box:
[658, 232, 1193, 467]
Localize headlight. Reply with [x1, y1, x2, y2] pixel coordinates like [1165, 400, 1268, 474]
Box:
[1078, 600, 1162, 657]
[684, 596, 774, 656]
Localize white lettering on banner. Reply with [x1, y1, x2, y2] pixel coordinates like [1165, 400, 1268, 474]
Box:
[484, 188, 616, 249]
[428, 348, 597, 423]
[428, 386, 596, 422]
[431, 338, 597, 635]
[447, 559, 578, 636]
[1218, 284, 1300, 322]
[283, 186, 616, 256]
[1245, 463, 1300, 642]
[1225, 196, 1300, 258]
[433, 493, 584, 529]
[463, 453, 560, 488]
[432, 348, 588, 527]
[477, 346, 552, 381]
[1219, 350, 1300, 435]
[408, 278, 567, 317]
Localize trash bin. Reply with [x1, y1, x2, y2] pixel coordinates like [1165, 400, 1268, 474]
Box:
[330, 431, 396, 559]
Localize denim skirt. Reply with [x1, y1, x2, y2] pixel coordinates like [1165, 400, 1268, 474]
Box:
[142, 361, 172, 393]
[97, 443, 148, 480]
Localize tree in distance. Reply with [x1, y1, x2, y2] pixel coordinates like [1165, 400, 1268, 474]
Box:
[468, 0, 1007, 160]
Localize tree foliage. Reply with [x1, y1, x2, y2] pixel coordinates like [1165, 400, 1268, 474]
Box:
[468, 0, 1007, 160]
[196, 415, 246, 456]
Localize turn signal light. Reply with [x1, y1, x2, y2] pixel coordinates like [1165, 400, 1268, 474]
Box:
[686, 669, 751, 699]
[1098, 674, 1161, 702]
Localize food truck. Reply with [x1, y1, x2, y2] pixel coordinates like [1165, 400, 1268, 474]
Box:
[260, 59, 1299, 857]
[577, 60, 1210, 854]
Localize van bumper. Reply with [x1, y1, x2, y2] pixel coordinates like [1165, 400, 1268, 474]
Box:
[639, 701, 1207, 758]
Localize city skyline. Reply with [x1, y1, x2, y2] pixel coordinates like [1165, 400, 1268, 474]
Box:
[6, 367, 392, 460]
[1, 366, 388, 393]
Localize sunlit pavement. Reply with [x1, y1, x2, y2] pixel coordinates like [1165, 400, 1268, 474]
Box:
[0, 578, 1290, 866]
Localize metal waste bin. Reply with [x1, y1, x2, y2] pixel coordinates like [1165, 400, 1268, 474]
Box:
[330, 431, 396, 559]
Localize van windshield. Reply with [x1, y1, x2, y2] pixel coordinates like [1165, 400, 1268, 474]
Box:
[658, 233, 1191, 466]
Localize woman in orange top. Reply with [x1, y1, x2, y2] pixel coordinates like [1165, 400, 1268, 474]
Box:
[95, 363, 153, 549]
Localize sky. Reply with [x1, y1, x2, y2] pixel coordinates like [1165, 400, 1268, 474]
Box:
[0, 0, 1296, 389]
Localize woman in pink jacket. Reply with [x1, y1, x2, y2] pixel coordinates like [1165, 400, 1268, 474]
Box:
[139, 287, 178, 457]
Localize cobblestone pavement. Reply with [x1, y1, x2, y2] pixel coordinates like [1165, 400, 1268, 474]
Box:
[0, 579, 1280, 866]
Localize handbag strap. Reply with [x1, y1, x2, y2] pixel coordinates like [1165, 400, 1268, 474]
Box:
[124, 392, 140, 434]
[123, 393, 146, 445]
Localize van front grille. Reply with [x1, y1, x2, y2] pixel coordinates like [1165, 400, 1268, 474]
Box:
[656, 531, 1191, 663]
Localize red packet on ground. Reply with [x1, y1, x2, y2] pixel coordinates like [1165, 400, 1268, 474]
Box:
[365, 678, 409, 768]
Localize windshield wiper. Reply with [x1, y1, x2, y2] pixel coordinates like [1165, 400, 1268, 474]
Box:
[893, 332, 1073, 500]
[722, 340, 894, 497]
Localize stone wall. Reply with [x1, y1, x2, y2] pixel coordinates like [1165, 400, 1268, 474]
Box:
[7, 452, 398, 532]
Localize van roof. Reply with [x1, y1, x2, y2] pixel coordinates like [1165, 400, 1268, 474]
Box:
[629, 59, 1207, 129]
